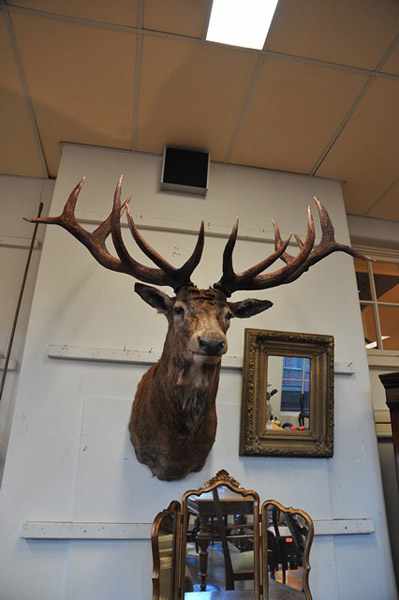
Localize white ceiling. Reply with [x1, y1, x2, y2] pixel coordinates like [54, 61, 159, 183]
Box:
[1, 0, 399, 220]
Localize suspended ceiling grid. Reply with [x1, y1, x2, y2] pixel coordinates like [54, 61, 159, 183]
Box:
[1, 1, 399, 220]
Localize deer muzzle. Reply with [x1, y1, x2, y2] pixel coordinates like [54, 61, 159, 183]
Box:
[193, 332, 227, 358]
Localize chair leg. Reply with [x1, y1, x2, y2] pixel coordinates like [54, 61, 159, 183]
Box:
[197, 533, 210, 592]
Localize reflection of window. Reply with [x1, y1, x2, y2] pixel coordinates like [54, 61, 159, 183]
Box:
[280, 357, 310, 413]
[355, 255, 399, 351]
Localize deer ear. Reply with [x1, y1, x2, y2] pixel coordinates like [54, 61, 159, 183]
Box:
[228, 298, 273, 319]
[134, 283, 172, 314]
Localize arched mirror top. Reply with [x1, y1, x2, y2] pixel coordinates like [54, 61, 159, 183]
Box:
[181, 470, 260, 505]
[261, 500, 314, 600]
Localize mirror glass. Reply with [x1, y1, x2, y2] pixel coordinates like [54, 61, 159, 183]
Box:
[154, 507, 179, 600]
[266, 356, 311, 433]
[264, 503, 312, 599]
[183, 484, 257, 598]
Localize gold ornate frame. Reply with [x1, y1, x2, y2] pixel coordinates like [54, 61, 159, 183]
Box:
[179, 469, 261, 599]
[261, 499, 314, 600]
[240, 328, 334, 458]
[151, 500, 181, 600]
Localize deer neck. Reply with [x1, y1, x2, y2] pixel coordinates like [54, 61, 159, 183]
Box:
[153, 333, 221, 428]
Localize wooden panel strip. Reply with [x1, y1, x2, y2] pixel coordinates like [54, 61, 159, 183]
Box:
[21, 518, 374, 540]
[47, 344, 354, 375]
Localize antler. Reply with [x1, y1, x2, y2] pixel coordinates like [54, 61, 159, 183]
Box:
[26, 176, 204, 291]
[214, 197, 367, 297]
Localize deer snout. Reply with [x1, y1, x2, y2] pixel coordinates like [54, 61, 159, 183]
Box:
[197, 335, 226, 356]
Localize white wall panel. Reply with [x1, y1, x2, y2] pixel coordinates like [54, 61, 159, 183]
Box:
[0, 145, 395, 600]
[0, 175, 53, 477]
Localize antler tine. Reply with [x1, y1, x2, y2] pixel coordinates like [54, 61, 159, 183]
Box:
[176, 221, 205, 283]
[222, 219, 239, 282]
[214, 200, 368, 296]
[313, 196, 334, 244]
[246, 206, 316, 290]
[111, 179, 204, 288]
[24, 177, 85, 227]
[109, 176, 175, 286]
[273, 219, 297, 265]
[270, 201, 369, 285]
[25, 178, 122, 272]
[292, 197, 367, 270]
[126, 207, 205, 287]
[63, 177, 85, 220]
[125, 207, 177, 274]
[214, 219, 296, 296]
[25, 176, 204, 290]
[91, 196, 129, 245]
[294, 234, 304, 248]
[239, 234, 292, 281]
[214, 207, 316, 295]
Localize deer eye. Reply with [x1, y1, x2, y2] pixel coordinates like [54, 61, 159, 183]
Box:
[173, 305, 185, 317]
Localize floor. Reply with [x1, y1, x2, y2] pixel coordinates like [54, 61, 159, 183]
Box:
[185, 542, 255, 593]
[274, 567, 304, 591]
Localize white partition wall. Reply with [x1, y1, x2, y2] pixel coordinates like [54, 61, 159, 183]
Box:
[0, 144, 396, 600]
[0, 175, 53, 478]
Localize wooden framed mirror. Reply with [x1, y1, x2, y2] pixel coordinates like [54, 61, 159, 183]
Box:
[151, 471, 315, 600]
[180, 471, 260, 599]
[240, 329, 334, 458]
[152, 501, 181, 600]
[261, 500, 314, 600]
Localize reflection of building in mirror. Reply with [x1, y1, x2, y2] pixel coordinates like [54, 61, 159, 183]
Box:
[267, 356, 311, 432]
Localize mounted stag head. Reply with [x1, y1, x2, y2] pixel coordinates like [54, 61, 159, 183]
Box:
[27, 176, 365, 480]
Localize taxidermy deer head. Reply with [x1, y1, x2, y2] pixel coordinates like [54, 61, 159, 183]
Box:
[28, 176, 364, 480]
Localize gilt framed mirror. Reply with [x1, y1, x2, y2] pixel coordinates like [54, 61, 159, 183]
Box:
[180, 471, 261, 599]
[262, 500, 314, 599]
[151, 470, 315, 600]
[152, 501, 181, 600]
[240, 329, 334, 458]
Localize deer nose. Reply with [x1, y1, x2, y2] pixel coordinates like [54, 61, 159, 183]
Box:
[198, 336, 226, 356]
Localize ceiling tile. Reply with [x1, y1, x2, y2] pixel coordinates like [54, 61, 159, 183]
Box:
[230, 58, 367, 173]
[0, 11, 46, 177]
[381, 44, 399, 75]
[11, 1, 138, 27]
[11, 11, 136, 176]
[368, 179, 399, 220]
[342, 181, 385, 216]
[266, 0, 399, 69]
[137, 37, 257, 160]
[144, 0, 209, 38]
[317, 78, 399, 210]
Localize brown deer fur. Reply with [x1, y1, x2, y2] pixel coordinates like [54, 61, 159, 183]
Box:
[129, 286, 270, 480]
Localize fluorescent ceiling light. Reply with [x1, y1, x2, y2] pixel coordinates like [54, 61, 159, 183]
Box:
[206, 0, 279, 50]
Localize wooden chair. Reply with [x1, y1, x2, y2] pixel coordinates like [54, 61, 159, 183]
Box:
[210, 488, 255, 591]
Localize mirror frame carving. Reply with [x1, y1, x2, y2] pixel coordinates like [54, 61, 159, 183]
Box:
[151, 500, 181, 600]
[240, 328, 334, 458]
[151, 470, 315, 600]
[261, 499, 314, 600]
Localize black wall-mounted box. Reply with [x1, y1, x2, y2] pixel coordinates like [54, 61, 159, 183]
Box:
[160, 146, 209, 196]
